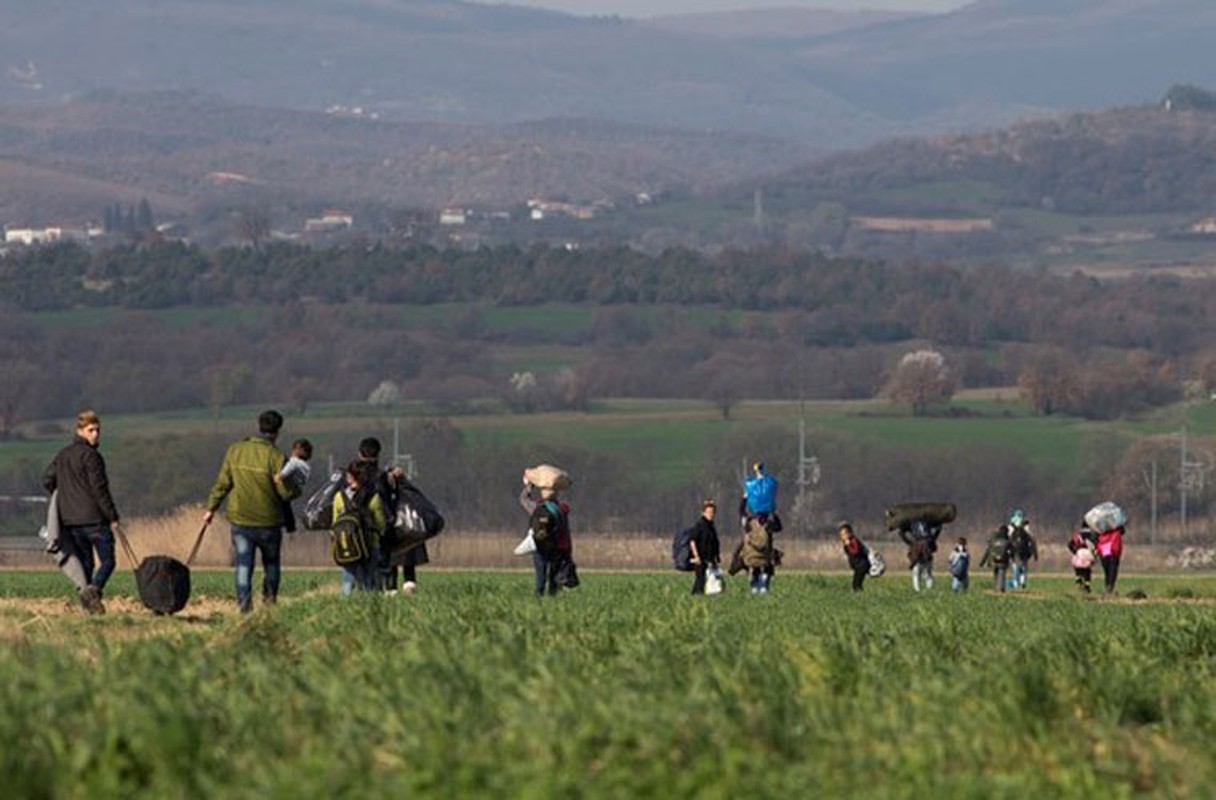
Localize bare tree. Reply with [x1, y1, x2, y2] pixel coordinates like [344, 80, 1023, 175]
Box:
[885, 349, 956, 415]
[1018, 347, 1081, 416]
[233, 208, 271, 253]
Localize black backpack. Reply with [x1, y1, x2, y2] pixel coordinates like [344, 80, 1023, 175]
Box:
[529, 500, 565, 554]
[331, 507, 370, 566]
[1011, 526, 1034, 560]
[672, 526, 695, 571]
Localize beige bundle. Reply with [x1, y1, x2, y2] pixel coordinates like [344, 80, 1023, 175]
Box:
[524, 464, 572, 491]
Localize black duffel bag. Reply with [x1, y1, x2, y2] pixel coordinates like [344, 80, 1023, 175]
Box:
[135, 556, 192, 615]
[117, 523, 208, 615]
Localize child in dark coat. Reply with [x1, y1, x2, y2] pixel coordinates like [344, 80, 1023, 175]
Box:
[979, 527, 1013, 593]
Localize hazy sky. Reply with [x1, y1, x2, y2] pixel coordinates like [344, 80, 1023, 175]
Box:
[506, 0, 971, 19]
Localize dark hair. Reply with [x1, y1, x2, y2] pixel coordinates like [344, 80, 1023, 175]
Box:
[258, 410, 283, 435]
[292, 439, 313, 459]
[839, 522, 854, 534]
[344, 459, 378, 507]
[957, 536, 967, 546]
[358, 437, 382, 460]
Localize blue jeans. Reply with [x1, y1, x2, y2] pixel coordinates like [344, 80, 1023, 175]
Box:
[341, 548, 381, 596]
[532, 550, 559, 596]
[231, 525, 282, 613]
[65, 523, 116, 593]
[1012, 561, 1028, 589]
[951, 575, 969, 593]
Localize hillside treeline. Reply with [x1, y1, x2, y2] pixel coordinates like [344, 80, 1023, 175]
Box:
[1, 240, 1212, 426]
[761, 107, 1216, 216]
[5, 239, 1216, 349]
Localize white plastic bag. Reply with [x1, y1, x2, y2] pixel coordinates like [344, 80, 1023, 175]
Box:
[706, 566, 725, 595]
[1084, 501, 1127, 534]
[868, 551, 887, 577]
[513, 530, 537, 556]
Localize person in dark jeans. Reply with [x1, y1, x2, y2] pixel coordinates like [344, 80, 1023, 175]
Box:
[42, 410, 121, 615]
[357, 437, 429, 595]
[689, 499, 721, 595]
[520, 479, 572, 597]
[203, 410, 299, 613]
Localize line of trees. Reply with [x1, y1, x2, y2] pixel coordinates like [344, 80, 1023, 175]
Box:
[5, 240, 1216, 357]
[0, 240, 1211, 429]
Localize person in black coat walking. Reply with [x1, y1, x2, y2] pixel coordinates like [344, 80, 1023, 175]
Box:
[689, 499, 721, 595]
[42, 410, 121, 614]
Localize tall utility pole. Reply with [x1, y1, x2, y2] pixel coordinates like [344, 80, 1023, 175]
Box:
[795, 420, 821, 524]
[1142, 460, 1158, 546]
[393, 419, 416, 479]
[1181, 426, 1188, 539]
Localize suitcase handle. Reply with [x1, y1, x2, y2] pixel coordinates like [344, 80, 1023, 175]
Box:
[186, 521, 209, 566]
[114, 522, 209, 567]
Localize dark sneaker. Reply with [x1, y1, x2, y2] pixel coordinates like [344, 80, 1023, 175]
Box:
[80, 585, 105, 615]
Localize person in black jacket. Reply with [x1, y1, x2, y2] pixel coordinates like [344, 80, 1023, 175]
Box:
[42, 410, 121, 614]
[689, 499, 721, 595]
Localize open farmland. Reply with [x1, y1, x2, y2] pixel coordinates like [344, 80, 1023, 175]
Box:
[3, 570, 1216, 797]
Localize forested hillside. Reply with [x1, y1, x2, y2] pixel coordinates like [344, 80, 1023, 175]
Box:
[0, 239, 1207, 427]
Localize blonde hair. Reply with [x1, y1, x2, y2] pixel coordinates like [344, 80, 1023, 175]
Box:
[75, 409, 100, 430]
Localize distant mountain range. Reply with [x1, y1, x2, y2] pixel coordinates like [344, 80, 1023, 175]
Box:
[3, 0, 1216, 255]
[2, 0, 1214, 145]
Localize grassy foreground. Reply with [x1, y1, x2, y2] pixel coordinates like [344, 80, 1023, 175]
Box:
[3, 571, 1216, 798]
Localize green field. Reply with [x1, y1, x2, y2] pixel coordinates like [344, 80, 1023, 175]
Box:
[7, 393, 1216, 508]
[3, 570, 1216, 797]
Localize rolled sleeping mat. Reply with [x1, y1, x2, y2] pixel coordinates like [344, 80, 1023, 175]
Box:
[886, 502, 957, 531]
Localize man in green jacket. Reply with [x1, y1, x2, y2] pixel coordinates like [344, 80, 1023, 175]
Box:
[204, 410, 299, 613]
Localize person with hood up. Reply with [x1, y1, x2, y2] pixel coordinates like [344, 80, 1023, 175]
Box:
[1007, 509, 1038, 590]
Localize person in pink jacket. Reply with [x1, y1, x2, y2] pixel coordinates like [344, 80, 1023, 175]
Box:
[1096, 524, 1124, 595]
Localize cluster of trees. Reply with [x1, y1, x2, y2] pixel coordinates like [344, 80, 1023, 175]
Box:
[102, 199, 156, 236]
